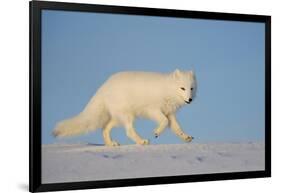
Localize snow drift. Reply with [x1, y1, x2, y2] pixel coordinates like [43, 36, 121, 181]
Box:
[42, 142, 265, 183]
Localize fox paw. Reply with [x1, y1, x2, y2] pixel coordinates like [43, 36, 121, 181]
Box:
[137, 139, 149, 145]
[111, 141, 120, 146]
[154, 132, 159, 138]
[180, 133, 194, 142]
[154, 130, 162, 138]
[106, 141, 120, 147]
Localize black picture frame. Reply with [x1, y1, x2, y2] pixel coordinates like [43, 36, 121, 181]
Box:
[29, 1, 271, 192]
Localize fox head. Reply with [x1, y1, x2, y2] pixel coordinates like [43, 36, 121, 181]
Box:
[170, 69, 197, 105]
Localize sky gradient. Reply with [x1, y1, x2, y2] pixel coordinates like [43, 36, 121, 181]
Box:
[41, 10, 265, 145]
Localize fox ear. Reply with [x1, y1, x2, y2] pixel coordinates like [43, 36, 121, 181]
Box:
[190, 70, 194, 76]
[172, 69, 182, 79]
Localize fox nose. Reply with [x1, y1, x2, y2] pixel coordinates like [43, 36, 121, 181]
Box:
[188, 98, 192, 102]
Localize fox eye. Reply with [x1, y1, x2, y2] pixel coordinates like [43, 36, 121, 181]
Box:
[191, 88, 193, 90]
[180, 87, 186, 91]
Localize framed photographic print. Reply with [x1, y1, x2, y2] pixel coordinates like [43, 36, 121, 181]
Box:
[29, 0, 271, 192]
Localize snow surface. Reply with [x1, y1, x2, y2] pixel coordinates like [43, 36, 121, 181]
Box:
[42, 142, 265, 183]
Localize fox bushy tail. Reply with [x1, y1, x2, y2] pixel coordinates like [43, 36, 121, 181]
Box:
[53, 97, 109, 138]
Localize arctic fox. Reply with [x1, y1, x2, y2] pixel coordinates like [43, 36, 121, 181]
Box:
[53, 69, 197, 146]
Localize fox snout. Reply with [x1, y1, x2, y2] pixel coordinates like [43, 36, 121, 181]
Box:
[185, 98, 192, 104]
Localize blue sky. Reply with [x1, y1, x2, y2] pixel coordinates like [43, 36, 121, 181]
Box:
[42, 10, 265, 145]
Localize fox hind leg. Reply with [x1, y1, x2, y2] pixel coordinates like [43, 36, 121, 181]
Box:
[126, 126, 149, 145]
[103, 120, 120, 146]
[120, 114, 149, 145]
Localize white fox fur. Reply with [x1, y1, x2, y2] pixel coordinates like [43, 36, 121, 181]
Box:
[53, 69, 197, 146]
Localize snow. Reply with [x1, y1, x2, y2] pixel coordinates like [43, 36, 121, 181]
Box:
[42, 142, 265, 184]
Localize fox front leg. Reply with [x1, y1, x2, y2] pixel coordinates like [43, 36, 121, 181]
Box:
[168, 114, 193, 142]
[146, 110, 169, 138]
[154, 118, 168, 138]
